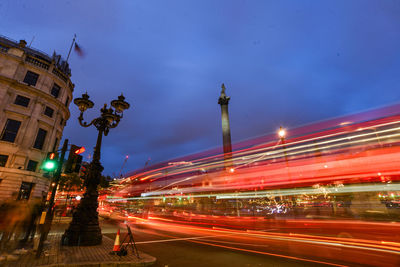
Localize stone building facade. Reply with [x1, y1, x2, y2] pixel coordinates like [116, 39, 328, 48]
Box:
[0, 36, 74, 201]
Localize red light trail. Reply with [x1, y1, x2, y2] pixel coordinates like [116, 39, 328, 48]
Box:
[99, 104, 400, 266]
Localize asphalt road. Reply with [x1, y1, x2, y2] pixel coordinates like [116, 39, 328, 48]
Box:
[101, 219, 339, 267]
[51, 216, 399, 266]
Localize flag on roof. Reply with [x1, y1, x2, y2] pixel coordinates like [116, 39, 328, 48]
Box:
[74, 43, 84, 57]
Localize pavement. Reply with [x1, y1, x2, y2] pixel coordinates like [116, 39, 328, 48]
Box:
[0, 217, 156, 267]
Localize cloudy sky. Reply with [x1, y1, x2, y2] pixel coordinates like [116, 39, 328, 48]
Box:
[1, 0, 400, 176]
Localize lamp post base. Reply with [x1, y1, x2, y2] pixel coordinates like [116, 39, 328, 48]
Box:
[62, 223, 102, 246]
[62, 161, 103, 246]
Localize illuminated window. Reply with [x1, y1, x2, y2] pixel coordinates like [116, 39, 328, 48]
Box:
[17, 182, 34, 200]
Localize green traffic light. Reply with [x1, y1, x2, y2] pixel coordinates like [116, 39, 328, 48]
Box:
[43, 160, 56, 171]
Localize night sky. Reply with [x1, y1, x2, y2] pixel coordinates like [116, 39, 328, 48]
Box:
[1, 1, 400, 176]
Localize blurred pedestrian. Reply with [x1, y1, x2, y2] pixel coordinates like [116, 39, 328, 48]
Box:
[20, 197, 44, 246]
[0, 192, 19, 252]
[10, 199, 29, 250]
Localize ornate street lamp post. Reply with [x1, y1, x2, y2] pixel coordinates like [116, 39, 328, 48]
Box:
[278, 126, 288, 161]
[278, 126, 292, 183]
[62, 93, 130, 246]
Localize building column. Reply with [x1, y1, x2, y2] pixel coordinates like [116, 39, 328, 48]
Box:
[218, 83, 232, 169]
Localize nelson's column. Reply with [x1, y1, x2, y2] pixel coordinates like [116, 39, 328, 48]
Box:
[218, 83, 232, 168]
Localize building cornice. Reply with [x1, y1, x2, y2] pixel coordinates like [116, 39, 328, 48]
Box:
[3, 108, 31, 119]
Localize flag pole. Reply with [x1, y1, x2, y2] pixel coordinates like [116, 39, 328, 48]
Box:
[28, 36, 35, 47]
[66, 34, 76, 63]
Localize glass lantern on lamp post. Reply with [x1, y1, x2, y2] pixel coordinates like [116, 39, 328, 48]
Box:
[278, 125, 289, 162]
[62, 92, 130, 246]
[278, 126, 286, 142]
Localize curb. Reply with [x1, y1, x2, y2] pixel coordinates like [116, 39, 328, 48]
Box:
[39, 258, 156, 267]
[4, 234, 156, 267]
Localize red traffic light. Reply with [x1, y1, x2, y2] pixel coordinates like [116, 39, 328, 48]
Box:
[74, 146, 85, 154]
[79, 164, 89, 178]
[49, 152, 56, 160]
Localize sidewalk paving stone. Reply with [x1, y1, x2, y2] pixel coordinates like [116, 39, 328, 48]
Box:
[2, 233, 155, 267]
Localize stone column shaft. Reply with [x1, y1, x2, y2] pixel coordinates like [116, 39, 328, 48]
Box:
[218, 83, 232, 168]
[220, 104, 232, 155]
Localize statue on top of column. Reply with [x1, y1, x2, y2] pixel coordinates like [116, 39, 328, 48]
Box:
[218, 83, 230, 105]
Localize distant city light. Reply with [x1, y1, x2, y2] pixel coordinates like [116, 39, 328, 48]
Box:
[278, 127, 286, 139]
[76, 196, 82, 201]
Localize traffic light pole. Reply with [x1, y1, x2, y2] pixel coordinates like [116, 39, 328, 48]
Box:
[36, 139, 69, 258]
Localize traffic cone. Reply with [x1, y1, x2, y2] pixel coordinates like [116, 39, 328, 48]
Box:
[112, 229, 121, 252]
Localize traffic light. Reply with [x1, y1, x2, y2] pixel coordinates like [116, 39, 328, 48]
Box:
[42, 152, 58, 171]
[74, 155, 83, 173]
[65, 145, 84, 173]
[79, 162, 89, 178]
[74, 146, 85, 154]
